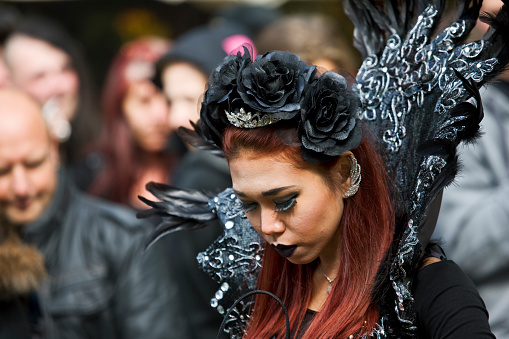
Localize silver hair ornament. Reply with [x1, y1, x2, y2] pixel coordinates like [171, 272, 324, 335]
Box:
[225, 108, 281, 129]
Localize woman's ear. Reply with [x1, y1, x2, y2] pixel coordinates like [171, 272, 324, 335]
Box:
[332, 151, 354, 197]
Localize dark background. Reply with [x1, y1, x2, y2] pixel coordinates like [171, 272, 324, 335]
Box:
[2, 0, 358, 90]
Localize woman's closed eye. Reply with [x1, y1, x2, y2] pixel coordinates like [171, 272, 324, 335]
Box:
[242, 201, 258, 213]
[274, 193, 298, 212]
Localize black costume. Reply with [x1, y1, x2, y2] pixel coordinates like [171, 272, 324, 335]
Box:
[140, 0, 509, 337]
[23, 173, 187, 339]
[413, 260, 494, 338]
[292, 260, 494, 339]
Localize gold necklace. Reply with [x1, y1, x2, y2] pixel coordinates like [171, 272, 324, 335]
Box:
[318, 262, 335, 294]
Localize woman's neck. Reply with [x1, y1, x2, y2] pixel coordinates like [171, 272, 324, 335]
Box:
[318, 226, 343, 281]
[308, 230, 342, 311]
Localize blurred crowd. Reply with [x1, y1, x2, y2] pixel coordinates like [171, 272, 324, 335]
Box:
[0, 1, 507, 338]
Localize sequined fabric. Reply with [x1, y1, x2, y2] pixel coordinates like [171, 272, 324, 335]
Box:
[197, 188, 264, 338]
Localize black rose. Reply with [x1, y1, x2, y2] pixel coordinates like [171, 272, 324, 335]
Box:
[237, 51, 316, 120]
[205, 46, 253, 106]
[299, 72, 362, 163]
[200, 47, 253, 145]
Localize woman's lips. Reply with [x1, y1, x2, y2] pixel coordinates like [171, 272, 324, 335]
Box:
[273, 244, 297, 258]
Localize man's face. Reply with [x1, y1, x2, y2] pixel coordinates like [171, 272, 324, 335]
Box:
[0, 97, 59, 224]
[0, 50, 11, 87]
[5, 35, 79, 123]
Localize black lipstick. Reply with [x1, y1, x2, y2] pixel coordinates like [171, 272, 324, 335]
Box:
[274, 244, 297, 258]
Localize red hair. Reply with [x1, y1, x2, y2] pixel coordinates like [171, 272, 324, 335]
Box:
[88, 37, 178, 204]
[222, 124, 394, 338]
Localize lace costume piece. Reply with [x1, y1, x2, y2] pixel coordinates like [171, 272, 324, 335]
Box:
[140, 1, 509, 337]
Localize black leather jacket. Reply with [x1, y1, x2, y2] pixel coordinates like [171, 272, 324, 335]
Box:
[23, 173, 190, 339]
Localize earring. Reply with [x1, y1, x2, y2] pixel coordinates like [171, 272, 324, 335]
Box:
[344, 155, 361, 198]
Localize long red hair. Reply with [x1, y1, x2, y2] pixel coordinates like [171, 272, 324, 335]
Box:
[222, 124, 394, 338]
[88, 37, 179, 205]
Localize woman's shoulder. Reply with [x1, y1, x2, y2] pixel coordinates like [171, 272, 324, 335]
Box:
[414, 259, 476, 295]
[413, 259, 495, 338]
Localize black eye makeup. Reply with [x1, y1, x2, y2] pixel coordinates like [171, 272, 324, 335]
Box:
[274, 193, 298, 212]
[241, 201, 258, 213]
[238, 191, 299, 214]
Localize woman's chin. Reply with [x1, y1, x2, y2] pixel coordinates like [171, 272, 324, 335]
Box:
[284, 251, 317, 265]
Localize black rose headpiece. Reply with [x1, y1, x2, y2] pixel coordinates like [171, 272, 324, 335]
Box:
[199, 47, 362, 163]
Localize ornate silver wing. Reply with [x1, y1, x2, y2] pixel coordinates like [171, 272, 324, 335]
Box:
[347, 0, 509, 335]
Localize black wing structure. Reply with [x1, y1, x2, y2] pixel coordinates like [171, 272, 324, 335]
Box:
[344, 0, 509, 334]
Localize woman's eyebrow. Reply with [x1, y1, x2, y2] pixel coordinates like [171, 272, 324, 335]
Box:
[262, 186, 296, 197]
[233, 186, 296, 198]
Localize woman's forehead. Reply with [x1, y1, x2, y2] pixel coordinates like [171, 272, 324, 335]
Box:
[229, 152, 318, 195]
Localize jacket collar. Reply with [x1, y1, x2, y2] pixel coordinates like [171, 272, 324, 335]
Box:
[22, 171, 72, 246]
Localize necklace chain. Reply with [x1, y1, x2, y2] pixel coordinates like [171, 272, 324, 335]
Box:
[318, 262, 335, 293]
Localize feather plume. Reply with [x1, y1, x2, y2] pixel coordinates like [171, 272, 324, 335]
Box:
[137, 182, 217, 249]
[347, 0, 509, 334]
[449, 69, 484, 143]
[342, 0, 445, 58]
[417, 139, 459, 196]
[177, 121, 225, 158]
[480, 0, 509, 74]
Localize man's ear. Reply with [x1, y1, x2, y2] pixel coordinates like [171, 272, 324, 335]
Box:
[331, 151, 354, 197]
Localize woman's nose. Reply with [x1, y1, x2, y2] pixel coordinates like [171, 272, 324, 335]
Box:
[260, 208, 285, 236]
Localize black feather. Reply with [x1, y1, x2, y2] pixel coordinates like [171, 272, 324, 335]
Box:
[343, 0, 385, 57]
[177, 121, 225, 158]
[146, 182, 213, 204]
[455, 0, 483, 22]
[137, 183, 217, 249]
[418, 139, 459, 195]
[480, 0, 509, 72]
[428, 154, 459, 198]
[450, 69, 484, 143]
[343, 0, 446, 58]
[143, 217, 212, 250]
[416, 138, 455, 158]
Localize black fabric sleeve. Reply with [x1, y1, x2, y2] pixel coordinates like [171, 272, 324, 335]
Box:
[413, 260, 495, 339]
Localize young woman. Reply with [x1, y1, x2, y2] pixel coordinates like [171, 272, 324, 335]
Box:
[141, 1, 509, 337]
[222, 122, 394, 338]
[77, 37, 181, 208]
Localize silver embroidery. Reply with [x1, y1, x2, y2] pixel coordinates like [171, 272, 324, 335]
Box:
[197, 188, 263, 335]
[356, 5, 496, 152]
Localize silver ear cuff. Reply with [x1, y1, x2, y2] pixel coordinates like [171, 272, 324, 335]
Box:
[344, 155, 361, 198]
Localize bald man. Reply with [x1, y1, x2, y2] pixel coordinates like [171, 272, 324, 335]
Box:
[0, 88, 189, 338]
[0, 89, 58, 224]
